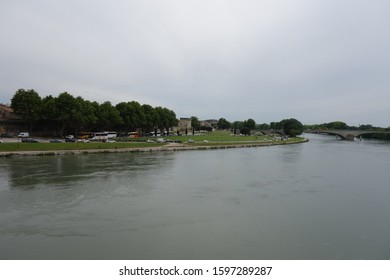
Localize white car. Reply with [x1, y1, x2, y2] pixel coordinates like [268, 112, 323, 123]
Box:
[17, 132, 29, 138]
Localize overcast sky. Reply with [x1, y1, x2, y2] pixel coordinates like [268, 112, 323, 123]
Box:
[1, 0, 389, 126]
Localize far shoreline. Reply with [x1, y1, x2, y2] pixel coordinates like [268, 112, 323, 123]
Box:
[0, 138, 309, 157]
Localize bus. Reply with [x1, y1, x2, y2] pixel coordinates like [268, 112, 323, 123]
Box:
[105, 131, 117, 138]
[91, 132, 109, 141]
[77, 131, 117, 141]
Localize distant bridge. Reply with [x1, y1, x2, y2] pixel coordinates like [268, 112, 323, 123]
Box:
[307, 130, 390, 140]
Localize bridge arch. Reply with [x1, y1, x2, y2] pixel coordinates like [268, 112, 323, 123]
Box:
[311, 130, 390, 140]
[320, 131, 350, 140]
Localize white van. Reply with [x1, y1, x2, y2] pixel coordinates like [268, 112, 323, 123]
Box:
[17, 132, 29, 138]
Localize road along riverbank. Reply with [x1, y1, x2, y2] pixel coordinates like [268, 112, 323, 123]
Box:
[0, 138, 308, 157]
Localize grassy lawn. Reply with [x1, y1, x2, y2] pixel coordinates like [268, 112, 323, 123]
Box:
[140, 130, 275, 143]
[0, 131, 306, 152]
[147, 130, 306, 145]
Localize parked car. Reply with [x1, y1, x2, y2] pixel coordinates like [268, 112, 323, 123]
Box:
[65, 137, 76, 142]
[50, 139, 63, 143]
[21, 138, 39, 143]
[0, 133, 12, 138]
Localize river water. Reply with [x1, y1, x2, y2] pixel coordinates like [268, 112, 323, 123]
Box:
[1, 134, 390, 260]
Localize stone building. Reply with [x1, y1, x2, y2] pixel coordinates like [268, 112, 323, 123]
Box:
[0, 104, 21, 136]
[175, 117, 217, 134]
[178, 118, 192, 131]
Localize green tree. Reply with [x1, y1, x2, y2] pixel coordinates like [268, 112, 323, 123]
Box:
[257, 123, 270, 130]
[243, 118, 256, 130]
[154, 107, 166, 134]
[95, 101, 122, 131]
[359, 124, 374, 130]
[155, 107, 178, 135]
[270, 121, 283, 130]
[191, 116, 201, 135]
[11, 88, 42, 130]
[77, 99, 98, 131]
[116, 101, 144, 132]
[54, 92, 82, 136]
[141, 104, 157, 135]
[217, 118, 231, 130]
[240, 127, 251, 136]
[116, 102, 132, 131]
[41, 95, 58, 128]
[281, 118, 303, 137]
[232, 121, 243, 134]
[164, 108, 178, 133]
[130, 101, 146, 131]
[327, 121, 348, 130]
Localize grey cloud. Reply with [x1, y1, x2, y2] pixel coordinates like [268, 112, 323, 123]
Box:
[1, 0, 390, 126]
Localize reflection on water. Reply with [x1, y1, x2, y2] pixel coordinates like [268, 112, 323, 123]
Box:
[5, 153, 170, 188]
[1, 135, 390, 259]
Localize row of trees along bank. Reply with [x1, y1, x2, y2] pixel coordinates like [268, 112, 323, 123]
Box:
[215, 117, 303, 137]
[10, 88, 304, 138]
[10, 89, 178, 137]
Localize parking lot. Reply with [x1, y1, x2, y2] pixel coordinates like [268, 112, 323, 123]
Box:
[0, 137, 61, 143]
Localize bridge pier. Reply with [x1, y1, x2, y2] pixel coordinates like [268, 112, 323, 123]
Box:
[346, 134, 355, 141]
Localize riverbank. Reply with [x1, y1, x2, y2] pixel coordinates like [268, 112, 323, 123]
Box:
[0, 138, 308, 157]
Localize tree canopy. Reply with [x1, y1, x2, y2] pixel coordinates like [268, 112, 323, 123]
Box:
[11, 89, 42, 130]
[270, 118, 303, 136]
[243, 118, 256, 130]
[304, 121, 348, 130]
[217, 118, 231, 130]
[280, 118, 304, 137]
[10, 89, 307, 139]
[10, 89, 178, 137]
